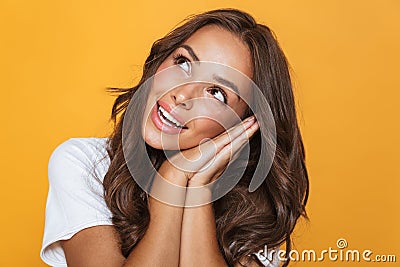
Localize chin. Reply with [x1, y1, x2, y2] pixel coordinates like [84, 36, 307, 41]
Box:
[145, 137, 198, 151]
[143, 137, 163, 150]
[143, 137, 174, 151]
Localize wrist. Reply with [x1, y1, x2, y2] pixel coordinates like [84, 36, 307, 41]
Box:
[184, 184, 213, 206]
[157, 164, 188, 187]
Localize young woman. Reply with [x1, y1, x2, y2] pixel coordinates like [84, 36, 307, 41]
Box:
[41, 8, 309, 267]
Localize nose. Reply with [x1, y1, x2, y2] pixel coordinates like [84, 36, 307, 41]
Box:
[170, 83, 201, 110]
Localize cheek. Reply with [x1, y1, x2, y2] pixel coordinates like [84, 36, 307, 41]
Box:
[194, 119, 226, 139]
[234, 102, 250, 120]
[143, 117, 161, 149]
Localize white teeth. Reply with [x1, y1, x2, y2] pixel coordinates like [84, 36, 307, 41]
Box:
[158, 105, 183, 128]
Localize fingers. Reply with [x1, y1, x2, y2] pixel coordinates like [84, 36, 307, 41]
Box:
[216, 119, 259, 165]
[218, 115, 256, 140]
[168, 115, 258, 175]
[230, 121, 258, 162]
[184, 115, 256, 170]
[201, 115, 256, 153]
[190, 120, 259, 183]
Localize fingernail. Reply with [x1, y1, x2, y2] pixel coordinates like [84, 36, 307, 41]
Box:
[244, 117, 255, 126]
[245, 116, 255, 122]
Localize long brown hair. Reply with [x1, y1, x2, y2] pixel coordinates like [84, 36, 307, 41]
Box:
[101, 8, 309, 266]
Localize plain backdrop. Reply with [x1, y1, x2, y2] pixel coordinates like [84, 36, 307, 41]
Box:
[1, 0, 399, 266]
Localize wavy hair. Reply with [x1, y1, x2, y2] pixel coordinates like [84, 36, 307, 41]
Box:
[101, 8, 309, 266]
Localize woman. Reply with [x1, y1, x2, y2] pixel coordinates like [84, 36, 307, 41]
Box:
[41, 8, 309, 267]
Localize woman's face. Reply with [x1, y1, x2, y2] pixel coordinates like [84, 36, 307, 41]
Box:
[143, 25, 253, 150]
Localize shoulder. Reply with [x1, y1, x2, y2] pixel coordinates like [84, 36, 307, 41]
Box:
[41, 137, 113, 266]
[49, 137, 109, 171]
[46, 137, 112, 210]
[48, 137, 110, 187]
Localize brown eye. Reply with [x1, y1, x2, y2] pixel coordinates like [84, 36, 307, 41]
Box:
[207, 86, 227, 104]
[173, 55, 191, 75]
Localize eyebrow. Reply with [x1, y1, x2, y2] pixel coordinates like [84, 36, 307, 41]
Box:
[212, 75, 241, 100]
[180, 44, 241, 101]
[180, 45, 200, 61]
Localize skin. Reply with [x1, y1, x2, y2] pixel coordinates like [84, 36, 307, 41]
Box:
[143, 24, 253, 150]
[62, 25, 262, 266]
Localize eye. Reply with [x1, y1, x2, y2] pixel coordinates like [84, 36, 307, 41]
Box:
[207, 86, 228, 104]
[173, 54, 191, 75]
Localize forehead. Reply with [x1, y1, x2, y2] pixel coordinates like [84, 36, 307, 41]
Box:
[182, 25, 253, 103]
[183, 25, 253, 79]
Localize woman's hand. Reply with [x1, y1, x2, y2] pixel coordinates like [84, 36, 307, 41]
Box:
[157, 115, 259, 187]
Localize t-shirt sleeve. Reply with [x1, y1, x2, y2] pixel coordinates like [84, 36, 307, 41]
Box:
[40, 138, 113, 267]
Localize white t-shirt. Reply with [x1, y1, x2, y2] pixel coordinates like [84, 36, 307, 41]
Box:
[40, 137, 112, 266]
[40, 137, 279, 267]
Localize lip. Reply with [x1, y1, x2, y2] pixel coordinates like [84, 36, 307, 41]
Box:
[151, 101, 188, 135]
[157, 100, 186, 126]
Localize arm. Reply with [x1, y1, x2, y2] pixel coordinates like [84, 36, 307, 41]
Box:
[179, 192, 266, 267]
[62, 168, 188, 267]
[122, 169, 187, 266]
[61, 224, 261, 267]
[61, 225, 126, 267]
[62, 201, 184, 267]
[179, 118, 260, 266]
[122, 199, 184, 266]
[180, 189, 228, 267]
[62, 116, 258, 266]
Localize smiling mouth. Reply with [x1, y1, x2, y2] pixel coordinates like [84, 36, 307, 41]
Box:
[157, 102, 188, 129]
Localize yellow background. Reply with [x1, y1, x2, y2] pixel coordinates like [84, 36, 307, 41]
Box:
[1, 0, 399, 266]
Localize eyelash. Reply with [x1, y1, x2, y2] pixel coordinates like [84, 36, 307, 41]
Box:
[207, 86, 228, 104]
[173, 53, 192, 77]
[172, 52, 228, 104]
[172, 53, 187, 65]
